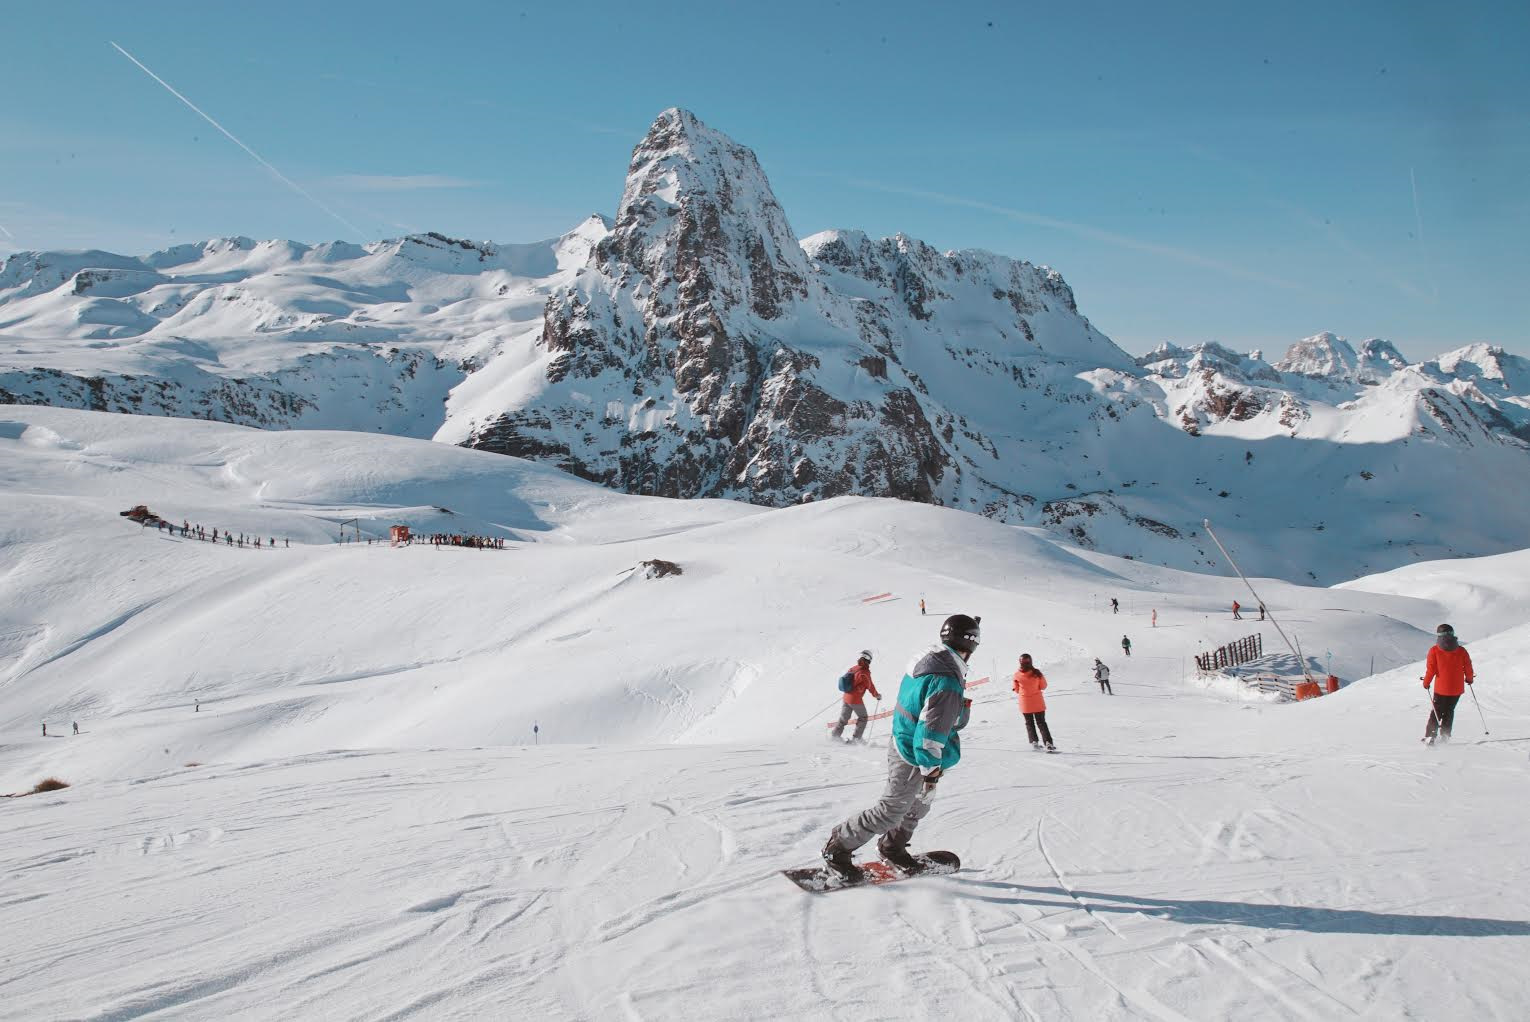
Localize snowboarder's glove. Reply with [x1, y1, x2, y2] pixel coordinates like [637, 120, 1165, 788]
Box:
[1421, 680, 1429, 689]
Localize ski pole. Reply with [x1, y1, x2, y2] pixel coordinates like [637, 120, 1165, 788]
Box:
[1422, 684, 1446, 741]
[1467, 682, 1490, 735]
[793, 697, 842, 731]
[866, 698, 880, 739]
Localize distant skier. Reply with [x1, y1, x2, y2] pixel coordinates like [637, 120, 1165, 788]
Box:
[1421, 623, 1474, 745]
[1121, 635, 1132, 657]
[1013, 654, 1055, 750]
[72, 721, 79, 735]
[821, 614, 979, 880]
[831, 650, 881, 743]
[919, 598, 926, 616]
[1151, 608, 1158, 627]
[195, 699, 200, 713]
[1232, 600, 1243, 620]
[1258, 603, 1266, 621]
[41, 722, 46, 737]
[1110, 598, 1119, 615]
[1093, 658, 1112, 695]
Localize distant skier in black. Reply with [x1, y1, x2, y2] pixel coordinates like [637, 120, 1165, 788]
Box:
[1258, 603, 1266, 621]
[42, 722, 46, 737]
[72, 721, 79, 735]
[821, 614, 978, 880]
[1093, 658, 1112, 694]
[1121, 635, 1132, 657]
[1110, 598, 1119, 614]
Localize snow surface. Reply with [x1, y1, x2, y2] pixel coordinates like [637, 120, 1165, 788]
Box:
[3, 406, 1528, 1020]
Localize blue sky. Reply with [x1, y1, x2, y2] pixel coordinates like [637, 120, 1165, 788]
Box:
[2, 0, 1525, 359]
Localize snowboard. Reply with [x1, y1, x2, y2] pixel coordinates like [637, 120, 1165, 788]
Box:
[783, 850, 960, 893]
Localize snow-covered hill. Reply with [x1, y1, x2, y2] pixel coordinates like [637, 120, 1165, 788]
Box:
[2, 406, 1528, 1020]
[3, 111, 1529, 583]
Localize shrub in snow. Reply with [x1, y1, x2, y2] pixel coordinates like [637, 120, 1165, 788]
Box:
[31, 777, 70, 794]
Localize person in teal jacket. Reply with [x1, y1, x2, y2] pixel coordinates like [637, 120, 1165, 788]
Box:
[822, 614, 979, 879]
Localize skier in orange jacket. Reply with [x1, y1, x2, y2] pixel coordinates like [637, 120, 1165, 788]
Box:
[1421, 623, 1474, 744]
[1012, 654, 1055, 751]
[832, 650, 881, 743]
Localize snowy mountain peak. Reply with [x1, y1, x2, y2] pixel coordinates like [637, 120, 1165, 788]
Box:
[1275, 331, 1359, 379]
[600, 107, 813, 315]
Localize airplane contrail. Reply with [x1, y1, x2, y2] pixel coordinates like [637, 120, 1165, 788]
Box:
[1409, 167, 1437, 300]
[0, 221, 15, 240]
[109, 41, 367, 239]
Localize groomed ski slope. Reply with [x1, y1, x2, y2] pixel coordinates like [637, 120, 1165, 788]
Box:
[2, 406, 1528, 1020]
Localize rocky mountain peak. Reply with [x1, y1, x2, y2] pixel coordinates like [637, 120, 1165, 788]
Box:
[1275, 331, 1360, 380]
[599, 107, 812, 319]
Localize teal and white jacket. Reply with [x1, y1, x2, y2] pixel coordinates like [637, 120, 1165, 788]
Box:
[891, 644, 972, 773]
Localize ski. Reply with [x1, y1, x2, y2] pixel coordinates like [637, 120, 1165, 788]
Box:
[783, 850, 960, 893]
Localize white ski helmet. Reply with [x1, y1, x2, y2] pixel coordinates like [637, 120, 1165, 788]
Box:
[857, 649, 874, 663]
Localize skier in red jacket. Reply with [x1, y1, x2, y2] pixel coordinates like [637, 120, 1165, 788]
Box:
[832, 651, 881, 743]
[1421, 623, 1474, 745]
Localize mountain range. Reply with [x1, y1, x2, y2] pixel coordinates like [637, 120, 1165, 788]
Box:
[2, 108, 1527, 582]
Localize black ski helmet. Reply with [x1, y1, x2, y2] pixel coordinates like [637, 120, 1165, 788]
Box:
[940, 614, 981, 655]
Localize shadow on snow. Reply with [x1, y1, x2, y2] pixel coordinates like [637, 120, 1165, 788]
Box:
[952, 880, 1530, 937]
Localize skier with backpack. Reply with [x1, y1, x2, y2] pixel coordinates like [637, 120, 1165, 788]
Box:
[820, 614, 979, 881]
[1421, 623, 1474, 745]
[1013, 654, 1055, 751]
[831, 650, 881, 743]
[1093, 658, 1112, 695]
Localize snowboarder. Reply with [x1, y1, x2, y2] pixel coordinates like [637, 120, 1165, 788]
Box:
[1232, 600, 1242, 620]
[1093, 658, 1112, 695]
[1013, 654, 1055, 750]
[831, 650, 881, 743]
[821, 614, 979, 880]
[919, 598, 926, 616]
[194, 699, 200, 713]
[1258, 603, 1266, 621]
[1121, 635, 1132, 657]
[1110, 598, 1119, 615]
[1421, 623, 1474, 745]
[1151, 608, 1158, 628]
[72, 721, 78, 735]
[41, 722, 46, 737]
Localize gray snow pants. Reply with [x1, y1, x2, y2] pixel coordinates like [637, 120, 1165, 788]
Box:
[831, 702, 869, 740]
[830, 742, 933, 852]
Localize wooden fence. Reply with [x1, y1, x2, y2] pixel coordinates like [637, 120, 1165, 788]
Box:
[1194, 634, 1263, 673]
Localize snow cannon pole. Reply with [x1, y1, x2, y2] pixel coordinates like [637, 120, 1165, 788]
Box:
[1202, 519, 1314, 684]
[1467, 682, 1490, 735]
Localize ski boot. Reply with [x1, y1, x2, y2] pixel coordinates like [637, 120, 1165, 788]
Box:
[877, 835, 922, 874]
